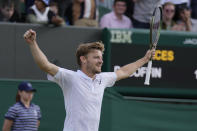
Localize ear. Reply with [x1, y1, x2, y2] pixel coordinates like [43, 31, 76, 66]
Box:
[80, 56, 86, 65]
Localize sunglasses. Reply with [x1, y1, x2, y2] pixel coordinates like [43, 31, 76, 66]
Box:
[164, 9, 175, 13]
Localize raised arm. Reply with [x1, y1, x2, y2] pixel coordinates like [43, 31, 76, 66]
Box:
[115, 49, 155, 81]
[24, 29, 58, 76]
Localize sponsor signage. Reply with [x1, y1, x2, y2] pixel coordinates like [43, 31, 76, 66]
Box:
[110, 44, 197, 88]
[103, 29, 197, 88]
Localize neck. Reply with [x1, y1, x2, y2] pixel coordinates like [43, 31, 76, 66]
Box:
[163, 17, 172, 25]
[21, 99, 31, 108]
[81, 68, 96, 79]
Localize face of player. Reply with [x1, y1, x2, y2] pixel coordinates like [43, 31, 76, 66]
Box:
[19, 91, 34, 102]
[113, 1, 127, 16]
[163, 5, 175, 20]
[1, 5, 14, 19]
[35, 0, 46, 11]
[84, 50, 103, 75]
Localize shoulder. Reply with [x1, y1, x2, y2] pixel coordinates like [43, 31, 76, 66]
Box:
[101, 12, 113, 20]
[11, 102, 21, 108]
[123, 15, 131, 21]
[54, 68, 77, 80]
[31, 103, 41, 110]
[7, 102, 21, 112]
[27, 8, 35, 15]
[58, 68, 76, 75]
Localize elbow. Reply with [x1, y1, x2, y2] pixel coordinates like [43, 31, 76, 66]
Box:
[38, 62, 51, 73]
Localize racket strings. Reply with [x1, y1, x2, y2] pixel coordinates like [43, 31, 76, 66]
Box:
[152, 8, 161, 48]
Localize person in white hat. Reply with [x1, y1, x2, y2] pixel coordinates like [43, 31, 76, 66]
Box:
[26, 0, 65, 26]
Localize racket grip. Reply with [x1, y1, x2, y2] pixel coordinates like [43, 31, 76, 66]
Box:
[144, 60, 152, 85]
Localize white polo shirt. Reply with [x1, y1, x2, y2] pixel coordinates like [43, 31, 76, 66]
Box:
[48, 68, 117, 131]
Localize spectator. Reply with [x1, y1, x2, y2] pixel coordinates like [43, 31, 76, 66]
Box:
[132, 0, 161, 29]
[25, 0, 35, 13]
[190, 0, 197, 19]
[173, 6, 191, 31]
[0, 0, 21, 22]
[161, 0, 189, 21]
[26, 0, 65, 26]
[161, 2, 176, 30]
[124, 0, 135, 20]
[100, 0, 132, 28]
[2, 82, 41, 131]
[72, 0, 98, 27]
[51, 0, 72, 18]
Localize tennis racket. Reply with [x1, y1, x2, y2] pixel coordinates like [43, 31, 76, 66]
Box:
[144, 6, 162, 85]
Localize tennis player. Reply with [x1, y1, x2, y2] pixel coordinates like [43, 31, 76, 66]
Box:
[24, 29, 155, 131]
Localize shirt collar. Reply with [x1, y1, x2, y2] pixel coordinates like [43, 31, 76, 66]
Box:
[77, 70, 100, 81]
[19, 101, 33, 108]
[111, 11, 123, 20]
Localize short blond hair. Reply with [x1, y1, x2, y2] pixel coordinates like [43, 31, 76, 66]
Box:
[76, 42, 104, 67]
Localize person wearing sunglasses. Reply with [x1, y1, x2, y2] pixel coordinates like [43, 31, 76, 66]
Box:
[161, 2, 176, 30]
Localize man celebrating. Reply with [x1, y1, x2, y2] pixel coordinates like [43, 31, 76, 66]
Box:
[24, 29, 155, 131]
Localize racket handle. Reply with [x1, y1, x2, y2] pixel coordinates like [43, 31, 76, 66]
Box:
[144, 60, 152, 85]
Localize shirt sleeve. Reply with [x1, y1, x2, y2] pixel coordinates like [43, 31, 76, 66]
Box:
[4, 106, 17, 120]
[100, 72, 117, 88]
[47, 67, 75, 90]
[36, 105, 41, 120]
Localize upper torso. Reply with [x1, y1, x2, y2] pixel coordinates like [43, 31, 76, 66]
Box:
[27, 5, 55, 24]
[133, 0, 161, 23]
[48, 68, 117, 131]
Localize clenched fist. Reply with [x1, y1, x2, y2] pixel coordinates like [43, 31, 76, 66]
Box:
[24, 29, 36, 44]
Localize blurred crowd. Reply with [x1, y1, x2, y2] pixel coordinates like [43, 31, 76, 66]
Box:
[0, 0, 196, 31]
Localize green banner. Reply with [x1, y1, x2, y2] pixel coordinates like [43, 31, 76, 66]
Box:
[102, 29, 197, 88]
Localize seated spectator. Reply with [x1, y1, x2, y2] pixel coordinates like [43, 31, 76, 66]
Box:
[173, 6, 191, 31]
[72, 0, 98, 27]
[100, 0, 132, 28]
[161, 2, 176, 30]
[132, 0, 161, 29]
[161, 0, 189, 21]
[26, 0, 65, 26]
[51, 0, 72, 18]
[0, 0, 21, 22]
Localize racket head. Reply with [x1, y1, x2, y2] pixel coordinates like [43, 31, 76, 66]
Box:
[150, 6, 162, 49]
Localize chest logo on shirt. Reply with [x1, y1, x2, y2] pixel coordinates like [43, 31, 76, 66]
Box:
[33, 110, 38, 116]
